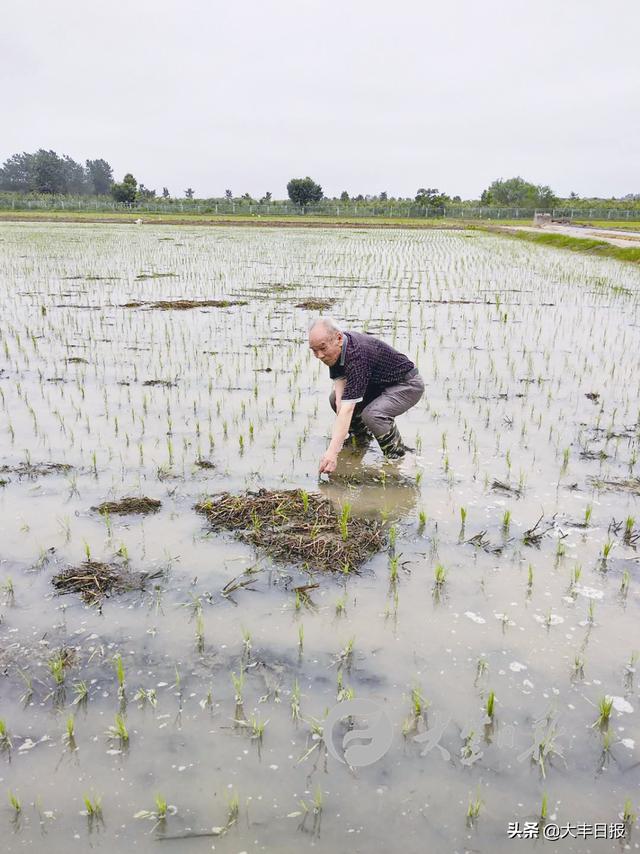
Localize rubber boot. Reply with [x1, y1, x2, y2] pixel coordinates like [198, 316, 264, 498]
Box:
[375, 423, 408, 459]
[346, 412, 373, 447]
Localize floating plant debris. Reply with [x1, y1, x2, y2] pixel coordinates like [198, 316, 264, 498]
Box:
[52, 561, 163, 604]
[195, 488, 385, 571]
[120, 298, 248, 310]
[0, 461, 73, 478]
[295, 298, 336, 310]
[91, 496, 162, 515]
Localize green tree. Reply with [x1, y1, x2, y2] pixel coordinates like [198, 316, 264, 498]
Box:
[225, 189, 232, 200]
[162, 187, 170, 198]
[480, 177, 557, 209]
[85, 158, 113, 195]
[415, 187, 450, 207]
[286, 176, 323, 207]
[260, 191, 272, 203]
[0, 152, 35, 191]
[111, 173, 138, 204]
[137, 183, 156, 200]
[340, 190, 350, 201]
[184, 188, 194, 199]
[32, 149, 76, 194]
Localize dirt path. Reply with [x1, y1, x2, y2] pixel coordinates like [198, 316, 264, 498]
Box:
[502, 223, 640, 248]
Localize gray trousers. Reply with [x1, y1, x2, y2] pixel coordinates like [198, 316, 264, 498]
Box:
[329, 371, 425, 455]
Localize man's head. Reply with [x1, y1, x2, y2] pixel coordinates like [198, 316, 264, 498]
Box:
[308, 316, 343, 366]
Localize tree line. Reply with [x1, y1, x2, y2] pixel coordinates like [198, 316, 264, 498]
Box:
[0, 150, 637, 209]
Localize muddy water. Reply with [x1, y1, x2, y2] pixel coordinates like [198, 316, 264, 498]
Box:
[0, 222, 639, 853]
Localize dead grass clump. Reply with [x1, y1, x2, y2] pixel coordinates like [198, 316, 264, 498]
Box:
[91, 496, 161, 515]
[195, 458, 217, 469]
[195, 488, 384, 572]
[0, 461, 72, 478]
[120, 299, 248, 310]
[589, 476, 640, 495]
[52, 561, 161, 604]
[295, 298, 336, 310]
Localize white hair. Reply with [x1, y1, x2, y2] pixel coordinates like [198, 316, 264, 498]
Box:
[308, 316, 342, 336]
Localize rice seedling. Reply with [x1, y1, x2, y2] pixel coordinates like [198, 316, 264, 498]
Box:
[226, 790, 240, 827]
[106, 713, 129, 746]
[113, 653, 126, 698]
[195, 609, 205, 652]
[241, 627, 252, 658]
[1, 577, 15, 606]
[584, 504, 593, 526]
[291, 679, 301, 723]
[231, 667, 245, 719]
[466, 790, 482, 826]
[0, 719, 12, 753]
[83, 794, 103, 822]
[70, 680, 89, 707]
[298, 623, 304, 653]
[335, 593, 347, 616]
[403, 684, 428, 736]
[199, 686, 214, 712]
[389, 555, 399, 584]
[418, 509, 427, 532]
[63, 715, 77, 750]
[622, 798, 636, 829]
[339, 501, 351, 541]
[485, 690, 496, 721]
[433, 563, 446, 587]
[48, 651, 66, 686]
[18, 669, 33, 706]
[602, 540, 614, 560]
[134, 793, 176, 826]
[620, 570, 631, 598]
[336, 669, 354, 702]
[295, 786, 324, 837]
[572, 655, 585, 680]
[9, 790, 21, 815]
[134, 687, 157, 708]
[592, 696, 613, 730]
[235, 713, 268, 744]
[502, 509, 511, 533]
[388, 523, 397, 549]
[474, 657, 488, 685]
[520, 717, 566, 779]
[540, 793, 548, 821]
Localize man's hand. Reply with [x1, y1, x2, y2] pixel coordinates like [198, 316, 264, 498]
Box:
[318, 399, 356, 475]
[318, 451, 338, 474]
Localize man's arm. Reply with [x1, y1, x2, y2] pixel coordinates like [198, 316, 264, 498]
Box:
[333, 377, 346, 413]
[319, 400, 355, 473]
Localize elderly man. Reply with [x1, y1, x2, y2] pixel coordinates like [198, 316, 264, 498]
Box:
[309, 317, 425, 474]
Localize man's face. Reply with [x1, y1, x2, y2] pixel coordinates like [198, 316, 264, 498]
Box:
[309, 327, 343, 366]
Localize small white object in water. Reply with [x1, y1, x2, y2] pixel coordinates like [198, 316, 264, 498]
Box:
[575, 585, 604, 600]
[608, 696, 634, 714]
[464, 611, 486, 624]
[620, 738, 635, 749]
[509, 661, 527, 672]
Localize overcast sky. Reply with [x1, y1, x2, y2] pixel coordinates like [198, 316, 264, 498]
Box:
[2, 1, 638, 199]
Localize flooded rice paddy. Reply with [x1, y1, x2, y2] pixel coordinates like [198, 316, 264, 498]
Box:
[0, 222, 639, 853]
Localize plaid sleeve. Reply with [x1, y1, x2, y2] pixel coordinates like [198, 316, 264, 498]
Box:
[342, 359, 370, 402]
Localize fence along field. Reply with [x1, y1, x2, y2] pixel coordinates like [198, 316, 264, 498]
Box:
[0, 221, 639, 852]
